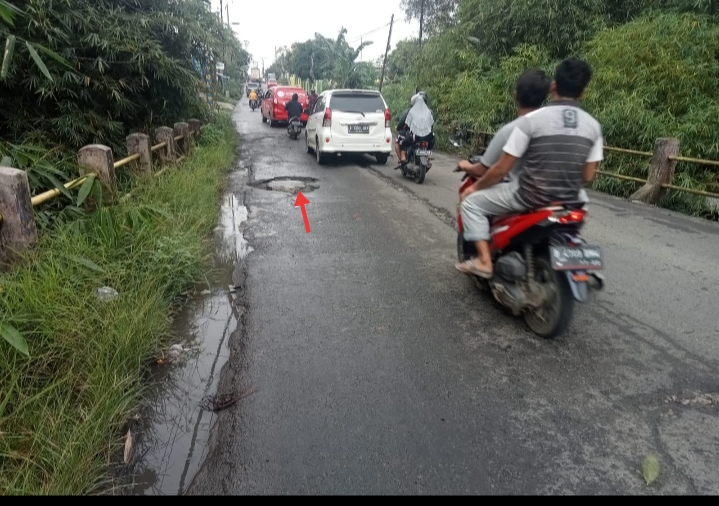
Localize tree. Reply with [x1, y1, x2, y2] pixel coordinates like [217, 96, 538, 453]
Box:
[320, 28, 373, 88]
[400, 0, 460, 36]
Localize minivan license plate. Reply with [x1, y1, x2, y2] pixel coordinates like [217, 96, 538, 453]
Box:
[348, 124, 370, 134]
[549, 245, 603, 271]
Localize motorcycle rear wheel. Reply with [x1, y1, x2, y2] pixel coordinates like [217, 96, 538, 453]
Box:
[524, 254, 574, 339]
[414, 161, 426, 184]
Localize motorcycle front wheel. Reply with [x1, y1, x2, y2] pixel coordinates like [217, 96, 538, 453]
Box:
[524, 254, 574, 339]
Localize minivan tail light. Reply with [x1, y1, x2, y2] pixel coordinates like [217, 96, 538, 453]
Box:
[384, 108, 391, 128]
[323, 108, 332, 127]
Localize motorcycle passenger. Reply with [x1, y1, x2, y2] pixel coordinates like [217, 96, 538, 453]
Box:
[456, 58, 603, 279]
[458, 69, 550, 181]
[284, 93, 303, 124]
[248, 87, 258, 106]
[395, 92, 435, 170]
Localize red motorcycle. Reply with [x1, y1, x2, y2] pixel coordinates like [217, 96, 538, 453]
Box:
[456, 168, 605, 338]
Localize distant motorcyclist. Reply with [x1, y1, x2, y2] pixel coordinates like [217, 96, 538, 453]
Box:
[285, 93, 303, 122]
[248, 88, 258, 106]
[394, 91, 434, 170]
[308, 89, 319, 111]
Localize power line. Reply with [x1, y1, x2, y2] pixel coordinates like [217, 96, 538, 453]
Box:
[347, 20, 393, 43]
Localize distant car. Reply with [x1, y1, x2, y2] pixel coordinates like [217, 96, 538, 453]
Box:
[267, 78, 277, 88]
[246, 81, 261, 97]
[260, 86, 309, 127]
[304, 89, 392, 165]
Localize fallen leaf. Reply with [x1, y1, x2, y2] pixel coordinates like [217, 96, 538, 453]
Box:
[123, 429, 133, 464]
[642, 454, 660, 485]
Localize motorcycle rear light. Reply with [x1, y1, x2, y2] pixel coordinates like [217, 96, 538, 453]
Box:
[323, 108, 332, 127]
[384, 108, 391, 128]
[559, 210, 585, 224]
[421, 141, 428, 148]
[572, 273, 589, 282]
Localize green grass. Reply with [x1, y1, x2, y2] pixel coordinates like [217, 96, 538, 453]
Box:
[0, 113, 238, 495]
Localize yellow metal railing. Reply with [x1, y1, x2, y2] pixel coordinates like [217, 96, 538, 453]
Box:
[0, 130, 197, 225]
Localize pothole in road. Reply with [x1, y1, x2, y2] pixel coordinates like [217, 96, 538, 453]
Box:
[248, 176, 320, 194]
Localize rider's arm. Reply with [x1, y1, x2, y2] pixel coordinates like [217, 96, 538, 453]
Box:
[583, 135, 604, 184]
[473, 153, 516, 191]
[459, 159, 488, 178]
[472, 124, 528, 191]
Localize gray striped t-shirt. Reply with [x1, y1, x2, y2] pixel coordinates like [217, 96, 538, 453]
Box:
[502, 100, 603, 208]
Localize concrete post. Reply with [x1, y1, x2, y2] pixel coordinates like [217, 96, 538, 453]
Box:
[174, 122, 191, 157]
[155, 126, 176, 165]
[0, 167, 37, 259]
[78, 145, 115, 203]
[126, 133, 152, 177]
[630, 138, 680, 205]
[188, 119, 202, 141]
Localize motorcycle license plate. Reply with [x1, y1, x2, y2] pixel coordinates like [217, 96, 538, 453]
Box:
[348, 124, 370, 134]
[416, 150, 432, 157]
[549, 245, 603, 271]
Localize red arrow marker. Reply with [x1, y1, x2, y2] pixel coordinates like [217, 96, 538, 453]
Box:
[294, 191, 311, 233]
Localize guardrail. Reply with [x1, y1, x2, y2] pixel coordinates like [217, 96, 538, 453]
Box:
[469, 129, 719, 203]
[0, 119, 206, 261]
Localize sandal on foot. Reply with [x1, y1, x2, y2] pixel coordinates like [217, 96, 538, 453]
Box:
[455, 260, 493, 279]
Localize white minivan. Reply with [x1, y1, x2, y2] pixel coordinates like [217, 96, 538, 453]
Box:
[305, 89, 393, 165]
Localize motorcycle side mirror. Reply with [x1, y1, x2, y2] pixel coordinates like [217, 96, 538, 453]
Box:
[448, 136, 463, 148]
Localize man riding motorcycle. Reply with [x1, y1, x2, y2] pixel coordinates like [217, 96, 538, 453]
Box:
[284, 93, 303, 128]
[458, 69, 590, 206]
[308, 89, 319, 112]
[456, 58, 603, 279]
[248, 88, 259, 107]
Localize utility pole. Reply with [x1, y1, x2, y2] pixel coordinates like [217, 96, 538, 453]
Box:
[378, 13, 394, 92]
[226, 4, 230, 27]
[220, 0, 223, 24]
[419, 0, 425, 48]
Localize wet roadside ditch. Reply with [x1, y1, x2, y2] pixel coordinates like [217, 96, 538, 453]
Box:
[111, 167, 253, 495]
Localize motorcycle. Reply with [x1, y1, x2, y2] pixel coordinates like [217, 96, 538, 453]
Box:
[287, 116, 302, 140]
[400, 134, 433, 184]
[455, 166, 605, 338]
[249, 96, 260, 111]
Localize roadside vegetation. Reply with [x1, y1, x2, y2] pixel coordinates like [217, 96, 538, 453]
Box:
[0, 0, 247, 494]
[0, 113, 238, 495]
[382, 0, 719, 218]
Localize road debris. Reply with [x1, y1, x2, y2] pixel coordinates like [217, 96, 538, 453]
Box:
[96, 286, 119, 302]
[200, 388, 258, 412]
[123, 429, 133, 465]
[642, 454, 660, 485]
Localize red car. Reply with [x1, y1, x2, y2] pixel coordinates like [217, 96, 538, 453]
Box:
[261, 86, 310, 127]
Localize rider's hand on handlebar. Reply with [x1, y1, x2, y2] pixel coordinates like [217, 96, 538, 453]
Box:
[457, 160, 474, 172]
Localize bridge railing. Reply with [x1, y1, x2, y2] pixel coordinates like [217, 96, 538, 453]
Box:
[466, 129, 719, 203]
[0, 119, 206, 261]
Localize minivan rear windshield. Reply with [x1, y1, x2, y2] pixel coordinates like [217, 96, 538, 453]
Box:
[329, 94, 385, 113]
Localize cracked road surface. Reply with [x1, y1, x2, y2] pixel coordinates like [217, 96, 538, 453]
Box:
[187, 100, 719, 495]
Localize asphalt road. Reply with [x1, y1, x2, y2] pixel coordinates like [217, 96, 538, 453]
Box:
[188, 99, 719, 495]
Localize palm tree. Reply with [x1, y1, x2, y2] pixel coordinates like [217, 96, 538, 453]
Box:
[320, 28, 373, 88]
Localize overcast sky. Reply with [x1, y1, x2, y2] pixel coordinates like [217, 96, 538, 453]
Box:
[210, 0, 418, 69]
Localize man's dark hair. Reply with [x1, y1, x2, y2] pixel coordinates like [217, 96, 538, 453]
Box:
[554, 58, 592, 99]
[515, 69, 550, 108]
[292, 93, 298, 100]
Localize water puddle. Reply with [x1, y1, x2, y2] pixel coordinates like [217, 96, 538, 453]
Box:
[124, 187, 250, 495]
